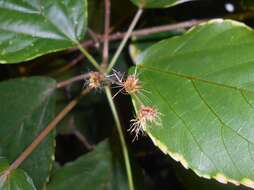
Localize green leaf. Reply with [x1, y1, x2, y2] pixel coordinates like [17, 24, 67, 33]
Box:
[129, 30, 183, 63]
[0, 158, 36, 190]
[0, 0, 87, 63]
[47, 140, 129, 190]
[130, 0, 191, 8]
[0, 77, 56, 189]
[132, 19, 254, 188]
[172, 158, 249, 190]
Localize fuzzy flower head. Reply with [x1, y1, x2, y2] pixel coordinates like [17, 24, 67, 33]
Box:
[88, 72, 104, 89]
[129, 105, 161, 141]
[108, 70, 142, 98]
[124, 74, 141, 94]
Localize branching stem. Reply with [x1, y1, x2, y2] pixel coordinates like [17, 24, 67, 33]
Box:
[77, 43, 102, 71]
[57, 73, 90, 89]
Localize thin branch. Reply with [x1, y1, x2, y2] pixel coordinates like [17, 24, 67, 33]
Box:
[5, 88, 91, 173]
[68, 116, 95, 150]
[73, 130, 95, 150]
[102, 0, 111, 69]
[105, 18, 207, 43]
[68, 11, 254, 53]
[67, 19, 207, 53]
[107, 8, 143, 73]
[57, 73, 90, 89]
[104, 86, 134, 190]
[51, 54, 85, 75]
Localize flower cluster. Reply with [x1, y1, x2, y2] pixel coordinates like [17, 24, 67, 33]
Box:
[88, 71, 105, 89]
[87, 70, 161, 141]
[129, 105, 160, 141]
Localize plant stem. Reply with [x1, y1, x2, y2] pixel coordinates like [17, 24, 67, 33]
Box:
[57, 73, 90, 89]
[68, 18, 206, 53]
[104, 86, 134, 190]
[51, 54, 85, 75]
[106, 9, 143, 73]
[102, 0, 111, 69]
[6, 88, 91, 173]
[69, 11, 254, 53]
[77, 43, 102, 71]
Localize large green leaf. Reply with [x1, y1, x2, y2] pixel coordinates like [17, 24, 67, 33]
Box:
[0, 158, 36, 190]
[47, 140, 129, 190]
[132, 19, 254, 189]
[130, 0, 191, 8]
[0, 77, 56, 189]
[0, 0, 87, 63]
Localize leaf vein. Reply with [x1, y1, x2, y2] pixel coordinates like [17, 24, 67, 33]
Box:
[144, 75, 219, 172]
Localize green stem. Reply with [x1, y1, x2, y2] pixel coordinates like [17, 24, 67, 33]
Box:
[104, 86, 135, 190]
[132, 93, 143, 106]
[106, 9, 143, 74]
[77, 43, 102, 71]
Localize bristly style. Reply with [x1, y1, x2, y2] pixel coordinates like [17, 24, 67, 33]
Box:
[129, 105, 161, 141]
[87, 71, 105, 89]
[107, 68, 142, 98]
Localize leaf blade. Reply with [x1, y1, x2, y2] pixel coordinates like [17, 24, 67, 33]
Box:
[0, 0, 87, 63]
[0, 77, 56, 189]
[132, 19, 254, 188]
[0, 158, 36, 190]
[47, 140, 129, 190]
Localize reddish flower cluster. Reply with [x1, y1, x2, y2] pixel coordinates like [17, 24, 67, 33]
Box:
[88, 72, 104, 89]
[87, 70, 161, 141]
[129, 105, 160, 141]
[123, 74, 141, 94]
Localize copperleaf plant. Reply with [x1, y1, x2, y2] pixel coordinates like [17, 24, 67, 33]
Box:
[0, 0, 253, 190]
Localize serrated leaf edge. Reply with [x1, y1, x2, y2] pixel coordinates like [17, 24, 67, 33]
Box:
[147, 131, 254, 189]
[132, 18, 254, 189]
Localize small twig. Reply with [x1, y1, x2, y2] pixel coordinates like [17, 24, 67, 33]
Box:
[51, 54, 85, 75]
[73, 130, 95, 150]
[68, 116, 95, 150]
[57, 73, 90, 89]
[102, 0, 111, 69]
[105, 86, 134, 190]
[67, 19, 207, 53]
[69, 11, 254, 53]
[107, 8, 143, 73]
[5, 88, 91, 173]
